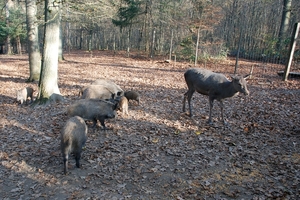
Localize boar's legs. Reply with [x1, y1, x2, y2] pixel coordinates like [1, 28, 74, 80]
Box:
[63, 154, 69, 175]
[99, 118, 107, 130]
[91, 118, 97, 128]
[74, 152, 81, 168]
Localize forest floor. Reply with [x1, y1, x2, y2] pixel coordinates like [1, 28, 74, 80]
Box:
[0, 50, 299, 199]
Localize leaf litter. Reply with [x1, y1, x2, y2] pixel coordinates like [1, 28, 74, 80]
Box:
[0, 51, 299, 199]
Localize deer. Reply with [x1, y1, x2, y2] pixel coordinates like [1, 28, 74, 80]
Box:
[183, 68, 249, 125]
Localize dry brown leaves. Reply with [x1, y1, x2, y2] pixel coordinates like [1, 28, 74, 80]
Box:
[0, 51, 299, 199]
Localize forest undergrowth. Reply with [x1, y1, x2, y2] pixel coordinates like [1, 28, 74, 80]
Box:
[0, 50, 299, 199]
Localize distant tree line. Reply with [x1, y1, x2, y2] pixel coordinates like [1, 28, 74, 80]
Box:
[1, 0, 300, 63]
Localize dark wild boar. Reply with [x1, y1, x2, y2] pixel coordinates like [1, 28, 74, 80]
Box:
[124, 90, 140, 105]
[67, 99, 118, 129]
[61, 116, 88, 175]
[183, 68, 249, 125]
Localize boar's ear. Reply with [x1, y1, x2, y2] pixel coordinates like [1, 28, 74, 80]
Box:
[114, 95, 121, 103]
[111, 93, 115, 99]
[112, 102, 118, 110]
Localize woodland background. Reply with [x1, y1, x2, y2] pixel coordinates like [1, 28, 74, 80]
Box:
[1, 0, 300, 63]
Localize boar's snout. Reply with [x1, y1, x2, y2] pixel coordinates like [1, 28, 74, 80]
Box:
[107, 111, 116, 119]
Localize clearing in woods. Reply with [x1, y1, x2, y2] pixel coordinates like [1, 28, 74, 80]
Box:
[0, 51, 299, 199]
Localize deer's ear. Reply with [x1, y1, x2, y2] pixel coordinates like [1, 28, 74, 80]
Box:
[243, 74, 250, 80]
[230, 75, 238, 80]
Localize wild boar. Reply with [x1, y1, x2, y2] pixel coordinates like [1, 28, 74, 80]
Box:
[78, 79, 124, 99]
[91, 78, 124, 97]
[118, 96, 129, 115]
[67, 99, 118, 129]
[61, 116, 88, 175]
[81, 85, 115, 100]
[124, 90, 140, 105]
[16, 87, 34, 104]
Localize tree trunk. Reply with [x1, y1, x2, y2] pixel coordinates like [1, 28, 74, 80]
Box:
[194, 27, 200, 66]
[277, 0, 292, 50]
[144, 0, 151, 52]
[16, 35, 22, 55]
[169, 29, 173, 61]
[26, 0, 41, 82]
[58, 14, 64, 61]
[37, 0, 62, 104]
[283, 22, 300, 81]
[80, 28, 83, 50]
[65, 6, 71, 54]
[88, 30, 92, 51]
[150, 28, 155, 58]
[127, 28, 131, 57]
[5, 0, 13, 54]
[234, 15, 244, 75]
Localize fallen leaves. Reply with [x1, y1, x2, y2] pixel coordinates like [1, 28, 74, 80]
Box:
[0, 51, 299, 199]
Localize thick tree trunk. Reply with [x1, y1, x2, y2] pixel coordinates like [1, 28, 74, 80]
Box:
[144, 0, 151, 53]
[80, 29, 83, 50]
[37, 0, 62, 104]
[26, 0, 41, 82]
[5, 0, 13, 55]
[150, 28, 155, 58]
[58, 12, 64, 61]
[277, 0, 292, 50]
[16, 36, 22, 55]
[283, 22, 300, 81]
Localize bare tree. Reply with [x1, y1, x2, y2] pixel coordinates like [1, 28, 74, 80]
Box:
[26, 0, 41, 82]
[5, 0, 13, 54]
[277, 0, 293, 50]
[36, 0, 63, 104]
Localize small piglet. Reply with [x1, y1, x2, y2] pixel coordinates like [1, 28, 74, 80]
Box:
[16, 87, 34, 104]
[61, 116, 88, 175]
[124, 91, 140, 105]
[119, 96, 129, 115]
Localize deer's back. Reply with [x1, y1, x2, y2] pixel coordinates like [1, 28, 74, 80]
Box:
[184, 68, 229, 95]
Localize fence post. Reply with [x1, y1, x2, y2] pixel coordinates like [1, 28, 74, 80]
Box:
[283, 22, 300, 81]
